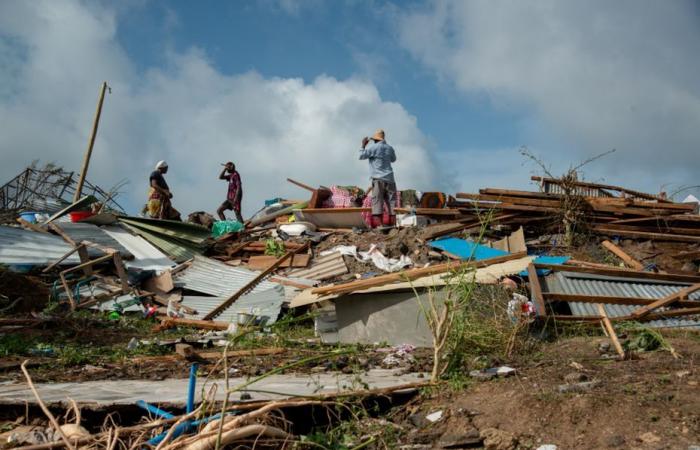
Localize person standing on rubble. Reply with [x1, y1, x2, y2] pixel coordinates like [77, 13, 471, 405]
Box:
[217, 161, 244, 222]
[145, 161, 181, 220]
[360, 129, 397, 228]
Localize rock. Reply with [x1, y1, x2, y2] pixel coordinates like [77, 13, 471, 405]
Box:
[563, 372, 588, 383]
[605, 434, 625, 447]
[59, 424, 89, 440]
[557, 381, 601, 393]
[638, 432, 661, 444]
[480, 428, 518, 450]
[568, 361, 584, 371]
[408, 414, 427, 428]
[425, 410, 444, 423]
[687, 445, 700, 450]
[676, 370, 692, 379]
[598, 342, 611, 354]
[536, 446, 558, 450]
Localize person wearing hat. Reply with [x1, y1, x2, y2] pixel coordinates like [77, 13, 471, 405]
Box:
[144, 160, 181, 220]
[217, 161, 244, 222]
[360, 129, 397, 228]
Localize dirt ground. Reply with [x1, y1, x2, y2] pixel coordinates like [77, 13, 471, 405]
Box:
[396, 335, 700, 449]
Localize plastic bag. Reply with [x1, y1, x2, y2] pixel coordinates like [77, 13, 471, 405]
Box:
[211, 220, 244, 238]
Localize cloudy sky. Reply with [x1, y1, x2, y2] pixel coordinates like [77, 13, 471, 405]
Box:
[1, 0, 699, 216]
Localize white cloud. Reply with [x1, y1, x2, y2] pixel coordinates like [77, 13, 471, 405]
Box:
[398, 1, 700, 196]
[0, 0, 438, 217]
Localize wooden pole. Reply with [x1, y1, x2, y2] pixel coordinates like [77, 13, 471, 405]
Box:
[73, 81, 108, 203]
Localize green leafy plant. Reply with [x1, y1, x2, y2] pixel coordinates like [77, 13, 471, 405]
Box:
[265, 239, 286, 257]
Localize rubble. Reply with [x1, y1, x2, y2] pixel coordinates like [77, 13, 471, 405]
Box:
[2, 165, 700, 448]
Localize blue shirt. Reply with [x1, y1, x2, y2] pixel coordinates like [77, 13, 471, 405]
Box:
[359, 140, 396, 182]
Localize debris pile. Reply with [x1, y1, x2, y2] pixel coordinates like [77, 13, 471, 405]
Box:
[2, 166, 700, 448]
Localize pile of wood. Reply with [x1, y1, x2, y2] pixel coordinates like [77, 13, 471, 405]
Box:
[448, 177, 700, 243]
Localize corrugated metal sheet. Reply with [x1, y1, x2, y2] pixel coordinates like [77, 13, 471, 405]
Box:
[174, 255, 277, 297]
[181, 285, 286, 324]
[0, 225, 80, 266]
[287, 252, 349, 281]
[121, 223, 200, 262]
[119, 217, 210, 245]
[56, 223, 132, 258]
[543, 271, 700, 329]
[101, 225, 176, 272]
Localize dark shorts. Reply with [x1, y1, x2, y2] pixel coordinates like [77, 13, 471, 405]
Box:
[219, 199, 241, 211]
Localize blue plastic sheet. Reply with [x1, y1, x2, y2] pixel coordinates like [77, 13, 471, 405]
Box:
[429, 237, 509, 261]
[519, 255, 571, 277]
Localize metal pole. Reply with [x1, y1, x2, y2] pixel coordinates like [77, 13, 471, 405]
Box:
[73, 81, 108, 203]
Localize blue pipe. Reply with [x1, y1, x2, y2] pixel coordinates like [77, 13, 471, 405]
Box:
[136, 400, 175, 419]
[187, 363, 198, 414]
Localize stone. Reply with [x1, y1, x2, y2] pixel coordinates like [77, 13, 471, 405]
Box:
[425, 410, 444, 423]
[638, 432, 661, 444]
[605, 434, 626, 447]
[480, 428, 518, 450]
[598, 342, 611, 354]
[536, 446, 558, 450]
[563, 372, 588, 383]
[557, 381, 601, 394]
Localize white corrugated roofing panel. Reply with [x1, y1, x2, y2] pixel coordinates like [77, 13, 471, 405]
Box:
[0, 226, 80, 267]
[173, 255, 277, 297]
[181, 285, 285, 324]
[101, 225, 175, 272]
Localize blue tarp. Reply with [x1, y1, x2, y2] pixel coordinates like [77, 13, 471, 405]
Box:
[519, 255, 571, 277]
[429, 237, 509, 261]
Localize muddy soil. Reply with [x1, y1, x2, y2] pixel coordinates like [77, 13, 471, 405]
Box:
[394, 336, 700, 449]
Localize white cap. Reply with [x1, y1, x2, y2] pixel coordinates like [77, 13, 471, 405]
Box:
[155, 160, 168, 169]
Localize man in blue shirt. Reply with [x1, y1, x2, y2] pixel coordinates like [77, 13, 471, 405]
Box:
[360, 129, 397, 228]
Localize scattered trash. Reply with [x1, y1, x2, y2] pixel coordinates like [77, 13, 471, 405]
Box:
[425, 410, 444, 423]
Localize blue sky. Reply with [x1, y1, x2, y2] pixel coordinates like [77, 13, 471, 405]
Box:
[116, 0, 522, 153]
[1, 0, 699, 215]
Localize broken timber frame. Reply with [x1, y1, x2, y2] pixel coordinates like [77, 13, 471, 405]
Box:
[601, 240, 644, 270]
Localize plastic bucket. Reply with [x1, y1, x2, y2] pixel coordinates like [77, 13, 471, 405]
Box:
[19, 212, 38, 223]
[69, 211, 94, 222]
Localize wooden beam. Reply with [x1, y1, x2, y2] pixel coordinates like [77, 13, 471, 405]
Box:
[601, 240, 644, 270]
[43, 246, 81, 273]
[74, 81, 108, 202]
[629, 283, 700, 319]
[597, 304, 625, 358]
[672, 250, 700, 261]
[534, 263, 700, 283]
[591, 226, 700, 243]
[16, 217, 49, 233]
[527, 263, 547, 316]
[203, 243, 310, 320]
[543, 292, 699, 308]
[310, 251, 528, 297]
[286, 178, 317, 192]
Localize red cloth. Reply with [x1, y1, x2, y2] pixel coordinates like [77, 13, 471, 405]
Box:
[361, 191, 401, 227]
[322, 185, 358, 208]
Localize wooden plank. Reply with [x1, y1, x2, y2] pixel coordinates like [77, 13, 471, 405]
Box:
[592, 226, 700, 243]
[479, 188, 562, 200]
[157, 317, 230, 331]
[601, 240, 644, 270]
[640, 306, 700, 321]
[457, 192, 562, 208]
[203, 243, 310, 320]
[531, 176, 663, 201]
[630, 283, 700, 319]
[61, 253, 114, 275]
[60, 273, 76, 310]
[48, 223, 77, 246]
[16, 217, 49, 233]
[527, 263, 547, 316]
[77, 245, 93, 276]
[595, 223, 700, 236]
[535, 263, 700, 283]
[112, 253, 129, 293]
[42, 246, 81, 273]
[286, 178, 317, 192]
[248, 254, 310, 270]
[673, 250, 700, 261]
[311, 251, 528, 297]
[543, 292, 699, 308]
[597, 304, 625, 358]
